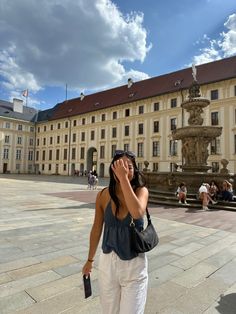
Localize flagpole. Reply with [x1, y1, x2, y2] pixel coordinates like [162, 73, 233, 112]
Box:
[65, 84, 68, 101]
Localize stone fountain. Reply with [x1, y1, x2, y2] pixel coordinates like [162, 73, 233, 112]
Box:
[145, 65, 235, 194]
[172, 73, 222, 172]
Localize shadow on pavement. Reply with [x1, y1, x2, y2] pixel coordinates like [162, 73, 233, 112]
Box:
[215, 293, 236, 314]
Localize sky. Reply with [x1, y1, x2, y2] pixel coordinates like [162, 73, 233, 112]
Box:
[0, 0, 236, 111]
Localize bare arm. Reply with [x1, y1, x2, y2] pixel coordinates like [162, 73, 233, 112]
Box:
[82, 191, 104, 275]
[111, 159, 148, 219]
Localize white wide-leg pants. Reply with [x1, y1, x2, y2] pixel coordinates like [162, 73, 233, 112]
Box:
[98, 251, 148, 314]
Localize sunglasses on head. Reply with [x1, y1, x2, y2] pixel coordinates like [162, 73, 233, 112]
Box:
[114, 150, 136, 158]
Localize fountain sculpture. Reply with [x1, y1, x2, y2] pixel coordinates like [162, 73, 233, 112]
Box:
[145, 65, 235, 194]
[172, 65, 222, 172]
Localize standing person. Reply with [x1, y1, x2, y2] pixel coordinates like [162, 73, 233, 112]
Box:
[176, 182, 188, 205]
[82, 150, 149, 314]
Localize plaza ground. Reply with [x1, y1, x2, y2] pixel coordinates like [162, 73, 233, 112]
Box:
[0, 174, 235, 313]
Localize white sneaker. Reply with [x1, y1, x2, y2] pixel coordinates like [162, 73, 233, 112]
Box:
[203, 206, 209, 211]
[179, 200, 182, 204]
[212, 201, 217, 205]
[184, 201, 189, 205]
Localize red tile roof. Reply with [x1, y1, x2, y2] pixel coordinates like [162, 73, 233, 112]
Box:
[50, 56, 236, 121]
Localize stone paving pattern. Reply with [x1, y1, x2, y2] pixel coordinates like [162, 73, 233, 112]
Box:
[0, 174, 235, 314]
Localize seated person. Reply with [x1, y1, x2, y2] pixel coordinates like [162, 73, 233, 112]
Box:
[209, 181, 219, 201]
[199, 183, 217, 211]
[221, 180, 234, 201]
[176, 182, 188, 205]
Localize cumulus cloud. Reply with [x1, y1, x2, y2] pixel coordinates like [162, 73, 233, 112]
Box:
[192, 13, 236, 65]
[0, 0, 151, 99]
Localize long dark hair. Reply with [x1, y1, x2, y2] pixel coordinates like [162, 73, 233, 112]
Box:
[108, 151, 146, 216]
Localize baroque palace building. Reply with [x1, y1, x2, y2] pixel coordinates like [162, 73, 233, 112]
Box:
[1, 56, 236, 177]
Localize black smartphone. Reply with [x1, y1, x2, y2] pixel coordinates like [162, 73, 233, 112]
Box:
[83, 274, 92, 298]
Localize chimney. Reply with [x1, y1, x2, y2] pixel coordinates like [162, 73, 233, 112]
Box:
[13, 98, 23, 113]
[80, 92, 85, 100]
[127, 78, 133, 88]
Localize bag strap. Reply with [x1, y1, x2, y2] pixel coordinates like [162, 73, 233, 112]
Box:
[130, 208, 152, 226]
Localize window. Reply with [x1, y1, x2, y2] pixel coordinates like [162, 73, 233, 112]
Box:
[57, 136, 60, 144]
[137, 143, 143, 157]
[154, 102, 159, 111]
[57, 123, 61, 129]
[37, 138, 39, 146]
[18, 124, 23, 131]
[82, 118, 86, 125]
[42, 150, 46, 161]
[17, 137, 22, 145]
[81, 132, 85, 141]
[16, 149, 21, 160]
[50, 124, 53, 130]
[72, 133, 76, 142]
[49, 137, 53, 145]
[3, 148, 9, 159]
[5, 122, 10, 129]
[100, 146, 105, 158]
[234, 86, 236, 97]
[139, 105, 144, 114]
[36, 151, 39, 161]
[138, 123, 144, 135]
[91, 116, 95, 123]
[42, 164, 45, 171]
[153, 163, 159, 172]
[63, 164, 67, 171]
[212, 162, 219, 173]
[63, 149, 67, 160]
[124, 144, 129, 152]
[44, 125, 46, 131]
[171, 98, 177, 108]
[235, 135, 236, 154]
[101, 114, 106, 121]
[211, 112, 219, 125]
[43, 138, 46, 145]
[71, 148, 76, 160]
[170, 118, 177, 131]
[48, 164, 52, 171]
[210, 138, 220, 154]
[153, 121, 159, 133]
[91, 130, 95, 140]
[49, 150, 52, 160]
[113, 111, 117, 119]
[137, 162, 142, 170]
[29, 138, 34, 146]
[28, 151, 33, 161]
[64, 134, 68, 143]
[38, 127, 40, 132]
[56, 149, 60, 160]
[73, 120, 77, 127]
[112, 127, 117, 138]
[211, 89, 218, 100]
[30, 126, 34, 132]
[101, 129, 105, 139]
[169, 140, 177, 156]
[125, 109, 130, 117]
[65, 121, 69, 128]
[80, 147, 85, 159]
[111, 145, 117, 158]
[152, 141, 160, 157]
[125, 125, 129, 136]
[16, 164, 21, 171]
[5, 135, 10, 143]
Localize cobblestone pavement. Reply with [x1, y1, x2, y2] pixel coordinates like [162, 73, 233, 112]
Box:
[0, 174, 236, 314]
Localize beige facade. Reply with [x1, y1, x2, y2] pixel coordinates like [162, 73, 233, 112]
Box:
[34, 78, 236, 177]
[0, 117, 35, 174]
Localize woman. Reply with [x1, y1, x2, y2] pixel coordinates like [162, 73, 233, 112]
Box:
[221, 180, 234, 201]
[199, 183, 217, 211]
[176, 182, 188, 205]
[82, 150, 149, 314]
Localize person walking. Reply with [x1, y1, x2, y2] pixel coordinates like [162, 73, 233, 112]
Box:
[82, 150, 149, 314]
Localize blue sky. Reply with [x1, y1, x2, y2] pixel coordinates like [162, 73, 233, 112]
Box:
[0, 0, 235, 110]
